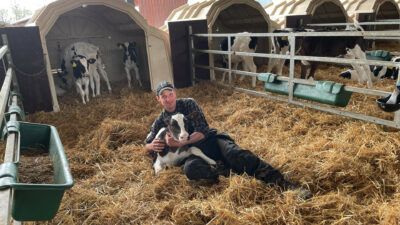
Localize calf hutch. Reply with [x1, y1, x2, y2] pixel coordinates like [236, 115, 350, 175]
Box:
[341, 0, 400, 30]
[161, 0, 273, 87]
[26, 0, 173, 112]
[264, 0, 400, 29]
[264, 0, 350, 29]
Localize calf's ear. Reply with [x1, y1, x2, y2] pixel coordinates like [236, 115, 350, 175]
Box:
[88, 59, 97, 64]
[70, 60, 77, 67]
[117, 43, 123, 49]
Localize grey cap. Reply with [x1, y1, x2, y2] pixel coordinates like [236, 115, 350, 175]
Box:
[156, 81, 174, 96]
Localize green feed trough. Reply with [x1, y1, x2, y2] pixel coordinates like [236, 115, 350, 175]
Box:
[258, 73, 353, 107]
[0, 121, 74, 221]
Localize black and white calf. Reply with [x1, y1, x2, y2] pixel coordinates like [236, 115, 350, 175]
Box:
[340, 56, 400, 82]
[153, 113, 216, 174]
[220, 32, 258, 88]
[117, 42, 141, 88]
[266, 29, 291, 75]
[69, 54, 91, 104]
[59, 42, 112, 101]
[298, 29, 373, 87]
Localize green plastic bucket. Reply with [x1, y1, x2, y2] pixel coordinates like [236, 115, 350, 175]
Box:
[2, 122, 74, 221]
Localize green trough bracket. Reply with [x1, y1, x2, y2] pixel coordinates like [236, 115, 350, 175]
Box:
[258, 73, 353, 107]
[367, 50, 392, 62]
[0, 121, 74, 221]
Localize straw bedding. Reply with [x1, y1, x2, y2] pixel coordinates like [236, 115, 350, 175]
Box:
[2, 51, 400, 224]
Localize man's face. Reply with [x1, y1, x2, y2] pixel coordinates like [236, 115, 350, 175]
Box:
[157, 89, 176, 112]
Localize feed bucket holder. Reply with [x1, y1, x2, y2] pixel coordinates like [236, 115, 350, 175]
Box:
[258, 73, 353, 107]
[367, 50, 392, 61]
[0, 121, 74, 221]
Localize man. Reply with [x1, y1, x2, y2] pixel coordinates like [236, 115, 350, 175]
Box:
[145, 81, 310, 197]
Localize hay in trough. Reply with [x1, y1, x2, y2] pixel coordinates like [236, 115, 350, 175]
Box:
[13, 74, 400, 225]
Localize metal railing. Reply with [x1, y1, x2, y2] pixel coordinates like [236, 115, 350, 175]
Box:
[189, 25, 400, 129]
[0, 34, 22, 225]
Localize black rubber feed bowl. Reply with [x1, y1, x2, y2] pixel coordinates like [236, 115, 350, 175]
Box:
[376, 94, 400, 112]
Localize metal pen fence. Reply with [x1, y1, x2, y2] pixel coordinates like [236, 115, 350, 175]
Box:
[0, 34, 22, 225]
[188, 24, 400, 129]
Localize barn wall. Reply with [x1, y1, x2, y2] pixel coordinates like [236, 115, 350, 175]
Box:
[139, 0, 188, 27]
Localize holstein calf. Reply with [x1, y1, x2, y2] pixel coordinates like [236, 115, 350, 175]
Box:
[266, 29, 291, 75]
[340, 56, 400, 81]
[153, 113, 216, 174]
[69, 55, 91, 104]
[220, 32, 258, 88]
[298, 30, 373, 88]
[60, 42, 112, 99]
[117, 42, 141, 88]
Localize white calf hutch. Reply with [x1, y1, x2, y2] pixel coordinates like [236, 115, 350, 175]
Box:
[26, 0, 174, 111]
[161, 0, 274, 81]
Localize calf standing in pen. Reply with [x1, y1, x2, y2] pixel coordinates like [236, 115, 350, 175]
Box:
[152, 113, 216, 174]
[59, 42, 112, 99]
[145, 81, 311, 199]
[69, 55, 91, 104]
[266, 29, 291, 75]
[298, 30, 373, 88]
[220, 32, 258, 88]
[117, 42, 142, 88]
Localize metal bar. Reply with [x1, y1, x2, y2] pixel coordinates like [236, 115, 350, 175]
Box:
[207, 81, 400, 129]
[228, 35, 232, 86]
[194, 49, 400, 67]
[193, 31, 400, 37]
[188, 26, 195, 86]
[0, 95, 20, 225]
[2, 58, 6, 74]
[195, 64, 391, 97]
[308, 21, 400, 26]
[0, 68, 12, 126]
[0, 45, 8, 60]
[2, 35, 19, 92]
[288, 36, 295, 101]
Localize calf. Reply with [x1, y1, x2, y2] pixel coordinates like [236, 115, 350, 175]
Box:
[340, 56, 400, 82]
[298, 30, 373, 88]
[60, 42, 112, 99]
[220, 32, 258, 88]
[267, 29, 290, 75]
[153, 113, 216, 174]
[117, 42, 141, 88]
[69, 55, 91, 104]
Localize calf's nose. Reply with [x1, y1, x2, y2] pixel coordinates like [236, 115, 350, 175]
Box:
[179, 133, 189, 141]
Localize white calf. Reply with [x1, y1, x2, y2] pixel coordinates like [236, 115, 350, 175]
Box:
[61, 42, 112, 99]
[220, 32, 258, 88]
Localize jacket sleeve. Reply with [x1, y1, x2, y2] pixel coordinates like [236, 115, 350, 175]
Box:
[186, 99, 211, 138]
[145, 113, 165, 144]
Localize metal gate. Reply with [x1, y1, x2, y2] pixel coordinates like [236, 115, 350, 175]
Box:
[188, 22, 400, 129]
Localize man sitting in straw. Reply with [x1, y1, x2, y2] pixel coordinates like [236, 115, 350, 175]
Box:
[145, 81, 311, 198]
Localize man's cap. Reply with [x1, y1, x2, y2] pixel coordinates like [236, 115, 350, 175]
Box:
[156, 81, 175, 96]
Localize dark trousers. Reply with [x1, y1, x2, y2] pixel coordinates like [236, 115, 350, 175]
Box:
[184, 134, 289, 186]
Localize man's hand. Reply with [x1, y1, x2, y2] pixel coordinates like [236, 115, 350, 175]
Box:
[150, 138, 165, 152]
[165, 132, 185, 147]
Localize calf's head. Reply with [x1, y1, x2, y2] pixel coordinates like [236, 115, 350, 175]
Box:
[164, 112, 201, 142]
[117, 42, 137, 61]
[164, 114, 189, 142]
[70, 55, 90, 79]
